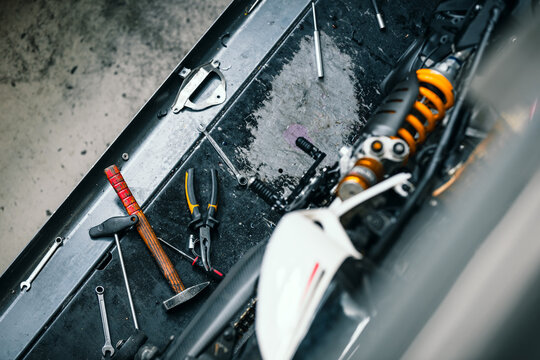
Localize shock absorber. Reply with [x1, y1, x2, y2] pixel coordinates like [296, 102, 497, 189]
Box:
[397, 68, 454, 155]
[336, 51, 469, 200]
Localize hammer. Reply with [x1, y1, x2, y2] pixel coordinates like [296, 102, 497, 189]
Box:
[104, 165, 209, 311]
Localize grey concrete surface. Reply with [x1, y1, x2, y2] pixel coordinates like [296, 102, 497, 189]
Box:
[0, 0, 230, 275]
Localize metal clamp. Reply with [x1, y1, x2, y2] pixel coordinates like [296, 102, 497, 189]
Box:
[172, 60, 226, 113]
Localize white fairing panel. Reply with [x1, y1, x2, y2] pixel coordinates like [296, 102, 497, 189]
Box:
[256, 208, 362, 360]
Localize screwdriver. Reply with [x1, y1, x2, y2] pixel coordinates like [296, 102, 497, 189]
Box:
[158, 237, 224, 278]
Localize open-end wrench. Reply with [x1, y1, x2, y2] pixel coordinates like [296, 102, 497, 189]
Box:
[198, 125, 248, 186]
[20, 237, 63, 292]
[96, 286, 115, 357]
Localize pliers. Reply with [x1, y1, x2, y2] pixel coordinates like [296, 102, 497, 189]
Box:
[185, 168, 219, 271]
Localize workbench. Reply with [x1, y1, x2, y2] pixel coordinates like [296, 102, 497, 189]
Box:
[0, 0, 435, 358]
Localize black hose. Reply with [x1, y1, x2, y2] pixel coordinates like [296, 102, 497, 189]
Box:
[369, 7, 502, 262]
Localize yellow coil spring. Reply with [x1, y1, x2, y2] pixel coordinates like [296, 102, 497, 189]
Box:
[397, 69, 455, 155]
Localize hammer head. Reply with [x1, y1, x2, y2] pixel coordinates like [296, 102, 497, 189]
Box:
[163, 282, 210, 311]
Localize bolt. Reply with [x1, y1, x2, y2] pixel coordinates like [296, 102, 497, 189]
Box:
[393, 143, 406, 155]
[223, 328, 234, 341]
[366, 214, 384, 231]
[157, 109, 168, 118]
[371, 140, 383, 153]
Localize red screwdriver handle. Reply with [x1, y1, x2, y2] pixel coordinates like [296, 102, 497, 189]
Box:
[104, 165, 185, 293]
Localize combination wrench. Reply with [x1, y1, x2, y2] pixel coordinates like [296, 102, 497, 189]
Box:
[20, 237, 63, 292]
[198, 125, 248, 186]
[96, 286, 115, 357]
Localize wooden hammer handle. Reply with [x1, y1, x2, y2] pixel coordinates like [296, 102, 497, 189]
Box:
[105, 165, 185, 293]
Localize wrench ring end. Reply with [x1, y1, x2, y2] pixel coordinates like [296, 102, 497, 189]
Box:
[20, 281, 30, 292]
[95, 286, 104, 295]
[102, 345, 115, 357]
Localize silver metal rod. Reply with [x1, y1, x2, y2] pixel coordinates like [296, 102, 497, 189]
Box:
[248, 0, 261, 13]
[371, 0, 385, 30]
[115, 234, 139, 330]
[376, 13, 385, 30]
[312, 2, 324, 78]
[158, 237, 196, 262]
[312, 2, 318, 31]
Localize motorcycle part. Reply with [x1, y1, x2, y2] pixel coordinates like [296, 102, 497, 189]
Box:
[20, 237, 63, 292]
[96, 286, 115, 357]
[114, 330, 148, 360]
[336, 50, 471, 200]
[172, 60, 226, 113]
[370, 6, 503, 261]
[249, 136, 326, 211]
[257, 173, 410, 360]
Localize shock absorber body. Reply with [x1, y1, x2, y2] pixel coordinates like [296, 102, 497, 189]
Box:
[337, 51, 469, 200]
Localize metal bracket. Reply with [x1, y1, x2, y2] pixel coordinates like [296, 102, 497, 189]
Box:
[172, 60, 227, 113]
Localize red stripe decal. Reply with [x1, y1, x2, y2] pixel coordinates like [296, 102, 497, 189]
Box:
[306, 262, 320, 290]
[301, 262, 320, 302]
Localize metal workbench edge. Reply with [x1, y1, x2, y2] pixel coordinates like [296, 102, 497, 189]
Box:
[0, 0, 312, 358]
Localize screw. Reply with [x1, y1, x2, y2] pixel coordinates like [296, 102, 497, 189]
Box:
[157, 109, 168, 118]
[223, 328, 234, 341]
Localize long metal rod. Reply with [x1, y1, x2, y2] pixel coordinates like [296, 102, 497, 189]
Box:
[371, 0, 385, 30]
[158, 237, 196, 262]
[115, 234, 139, 330]
[312, 2, 324, 78]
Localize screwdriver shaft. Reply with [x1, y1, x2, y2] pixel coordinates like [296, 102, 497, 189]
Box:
[115, 234, 139, 330]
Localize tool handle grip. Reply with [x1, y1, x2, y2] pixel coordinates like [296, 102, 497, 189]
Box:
[104, 165, 185, 293]
[207, 169, 219, 228]
[105, 165, 141, 215]
[185, 169, 202, 228]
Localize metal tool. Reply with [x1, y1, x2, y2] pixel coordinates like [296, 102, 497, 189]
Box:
[371, 0, 386, 30]
[96, 286, 115, 357]
[185, 168, 219, 272]
[105, 165, 209, 311]
[247, 0, 262, 13]
[20, 237, 63, 292]
[172, 60, 226, 113]
[89, 215, 140, 330]
[158, 237, 224, 278]
[312, 2, 324, 78]
[198, 125, 248, 186]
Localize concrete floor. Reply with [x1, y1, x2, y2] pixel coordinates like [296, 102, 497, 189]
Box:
[0, 0, 230, 275]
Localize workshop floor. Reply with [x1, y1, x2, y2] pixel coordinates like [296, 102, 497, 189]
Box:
[0, 0, 230, 275]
